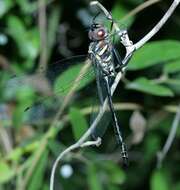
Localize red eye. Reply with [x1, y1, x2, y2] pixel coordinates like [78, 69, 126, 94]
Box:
[97, 29, 105, 38]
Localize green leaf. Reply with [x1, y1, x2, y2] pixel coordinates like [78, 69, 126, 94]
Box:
[28, 150, 48, 190]
[16, 0, 37, 14]
[87, 164, 103, 190]
[126, 77, 174, 97]
[128, 40, 180, 70]
[53, 63, 94, 96]
[26, 28, 40, 60]
[164, 59, 180, 74]
[7, 15, 39, 59]
[7, 15, 25, 38]
[0, 161, 14, 184]
[151, 170, 169, 190]
[69, 107, 88, 141]
[7, 148, 23, 162]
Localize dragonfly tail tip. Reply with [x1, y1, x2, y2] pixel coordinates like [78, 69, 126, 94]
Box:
[122, 156, 129, 169]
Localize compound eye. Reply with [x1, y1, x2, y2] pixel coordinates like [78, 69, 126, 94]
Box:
[97, 29, 105, 38]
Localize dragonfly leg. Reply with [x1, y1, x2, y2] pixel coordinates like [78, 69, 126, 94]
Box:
[104, 76, 128, 166]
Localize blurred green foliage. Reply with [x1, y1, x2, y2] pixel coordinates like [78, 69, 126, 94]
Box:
[0, 0, 180, 190]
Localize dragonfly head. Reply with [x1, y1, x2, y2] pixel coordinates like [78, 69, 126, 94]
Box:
[88, 23, 108, 41]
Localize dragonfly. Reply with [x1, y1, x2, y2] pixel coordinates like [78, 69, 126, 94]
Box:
[87, 15, 132, 166]
[5, 4, 134, 166]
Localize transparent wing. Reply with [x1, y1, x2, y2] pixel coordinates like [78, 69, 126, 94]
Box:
[90, 68, 112, 139]
[90, 100, 112, 140]
[4, 55, 95, 123]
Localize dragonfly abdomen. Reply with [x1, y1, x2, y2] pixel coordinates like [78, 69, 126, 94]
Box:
[89, 40, 115, 76]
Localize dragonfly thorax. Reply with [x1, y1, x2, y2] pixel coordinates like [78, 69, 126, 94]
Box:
[88, 38, 116, 77]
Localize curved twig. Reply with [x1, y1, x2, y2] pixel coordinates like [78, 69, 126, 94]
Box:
[50, 138, 101, 190]
[121, 0, 161, 21]
[134, 0, 180, 50]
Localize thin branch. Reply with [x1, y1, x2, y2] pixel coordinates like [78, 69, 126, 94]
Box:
[134, 0, 180, 50]
[81, 102, 142, 115]
[157, 104, 180, 168]
[121, 0, 161, 21]
[50, 0, 180, 189]
[38, 0, 48, 72]
[80, 137, 101, 147]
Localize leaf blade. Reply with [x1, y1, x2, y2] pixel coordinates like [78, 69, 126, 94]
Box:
[128, 40, 180, 70]
[69, 107, 89, 141]
[151, 170, 169, 190]
[126, 77, 174, 97]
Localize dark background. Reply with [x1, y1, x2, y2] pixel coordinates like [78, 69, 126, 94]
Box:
[0, 0, 180, 190]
